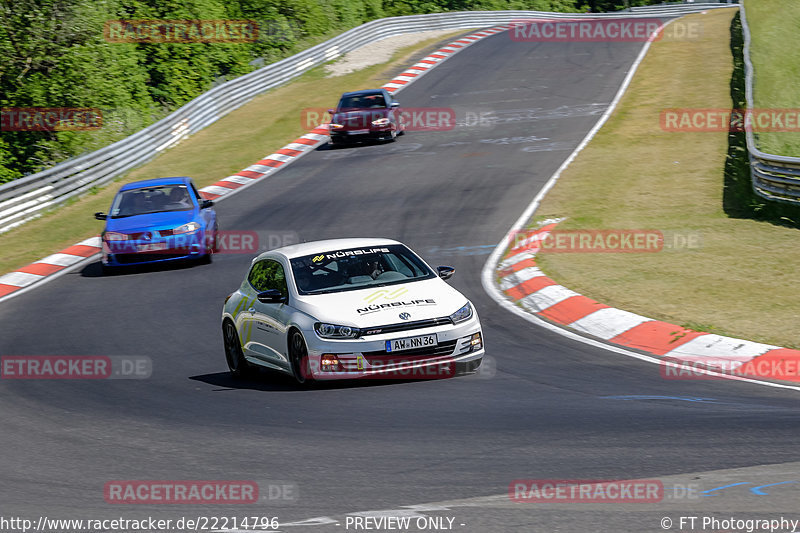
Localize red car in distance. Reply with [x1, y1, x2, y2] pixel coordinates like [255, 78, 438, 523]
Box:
[328, 89, 405, 145]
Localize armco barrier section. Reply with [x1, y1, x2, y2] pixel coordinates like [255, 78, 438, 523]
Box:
[0, 5, 732, 233]
[739, 5, 800, 204]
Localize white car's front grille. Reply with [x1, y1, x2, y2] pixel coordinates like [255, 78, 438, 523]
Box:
[360, 317, 452, 336]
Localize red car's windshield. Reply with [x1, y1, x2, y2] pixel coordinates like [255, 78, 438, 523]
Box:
[337, 94, 387, 110]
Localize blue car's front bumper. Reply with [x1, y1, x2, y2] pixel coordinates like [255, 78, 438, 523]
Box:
[102, 232, 207, 267]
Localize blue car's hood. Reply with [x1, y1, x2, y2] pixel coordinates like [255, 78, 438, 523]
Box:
[105, 210, 197, 232]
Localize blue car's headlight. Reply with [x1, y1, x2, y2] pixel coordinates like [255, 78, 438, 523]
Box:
[104, 231, 129, 241]
[449, 302, 473, 324]
[173, 222, 200, 234]
[315, 323, 361, 339]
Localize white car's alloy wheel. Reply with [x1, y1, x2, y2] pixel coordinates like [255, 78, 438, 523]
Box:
[223, 320, 251, 378]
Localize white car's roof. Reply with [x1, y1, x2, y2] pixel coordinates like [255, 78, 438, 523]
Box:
[255, 238, 403, 261]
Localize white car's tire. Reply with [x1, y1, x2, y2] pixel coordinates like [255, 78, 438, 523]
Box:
[223, 320, 253, 378]
[289, 330, 315, 386]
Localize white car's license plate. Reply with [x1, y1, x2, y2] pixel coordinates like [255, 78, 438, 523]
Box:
[137, 242, 167, 252]
[385, 334, 437, 353]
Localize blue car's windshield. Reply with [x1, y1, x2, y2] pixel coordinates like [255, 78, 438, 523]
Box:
[290, 244, 435, 295]
[110, 185, 195, 219]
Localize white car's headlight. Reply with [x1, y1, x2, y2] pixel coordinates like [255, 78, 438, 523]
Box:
[449, 302, 473, 324]
[173, 222, 200, 234]
[315, 322, 361, 339]
[371, 118, 390, 126]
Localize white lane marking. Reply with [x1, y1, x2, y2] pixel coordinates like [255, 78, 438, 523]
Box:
[34, 253, 85, 267]
[0, 271, 45, 287]
[498, 251, 536, 270]
[243, 164, 274, 173]
[506, 231, 553, 257]
[481, 17, 800, 393]
[77, 236, 102, 247]
[569, 308, 651, 340]
[199, 185, 235, 196]
[262, 153, 293, 163]
[520, 284, 580, 313]
[664, 334, 777, 362]
[498, 266, 545, 290]
[221, 175, 255, 185]
[285, 142, 316, 151]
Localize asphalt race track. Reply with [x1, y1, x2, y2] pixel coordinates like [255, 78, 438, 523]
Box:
[1, 27, 799, 533]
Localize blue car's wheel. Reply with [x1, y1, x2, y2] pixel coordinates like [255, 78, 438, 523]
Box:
[200, 225, 217, 264]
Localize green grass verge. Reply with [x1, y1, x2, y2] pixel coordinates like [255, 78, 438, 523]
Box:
[529, 8, 800, 349]
[0, 30, 470, 277]
[744, 0, 800, 156]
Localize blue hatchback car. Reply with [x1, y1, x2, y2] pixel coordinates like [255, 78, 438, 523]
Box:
[94, 177, 217, 272]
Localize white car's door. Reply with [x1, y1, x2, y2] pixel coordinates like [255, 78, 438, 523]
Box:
[246, 259, 292, 369]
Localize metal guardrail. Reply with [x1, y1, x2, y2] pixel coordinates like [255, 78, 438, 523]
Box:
[628, 2, 735, 14]
[0, 5, 731, 233]
[739, 5, 800, 204]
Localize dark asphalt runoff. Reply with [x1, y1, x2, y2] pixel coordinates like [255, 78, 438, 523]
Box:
[1, 26, 798, 533]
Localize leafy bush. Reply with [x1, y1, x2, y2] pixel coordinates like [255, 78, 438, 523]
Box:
[0, 0, 664, 182]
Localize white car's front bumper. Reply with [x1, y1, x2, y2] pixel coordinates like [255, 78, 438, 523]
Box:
[303, 314, 484, 380]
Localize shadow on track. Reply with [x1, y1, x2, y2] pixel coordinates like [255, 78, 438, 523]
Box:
[80, 258, 207, 278]
[190, 370, 459, 392]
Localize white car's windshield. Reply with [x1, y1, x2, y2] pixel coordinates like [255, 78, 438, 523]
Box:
[110, 185, 195, 218]
[290, 244, 434, 295]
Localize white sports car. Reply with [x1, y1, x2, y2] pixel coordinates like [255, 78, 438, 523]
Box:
[221, 238, 484, 384]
